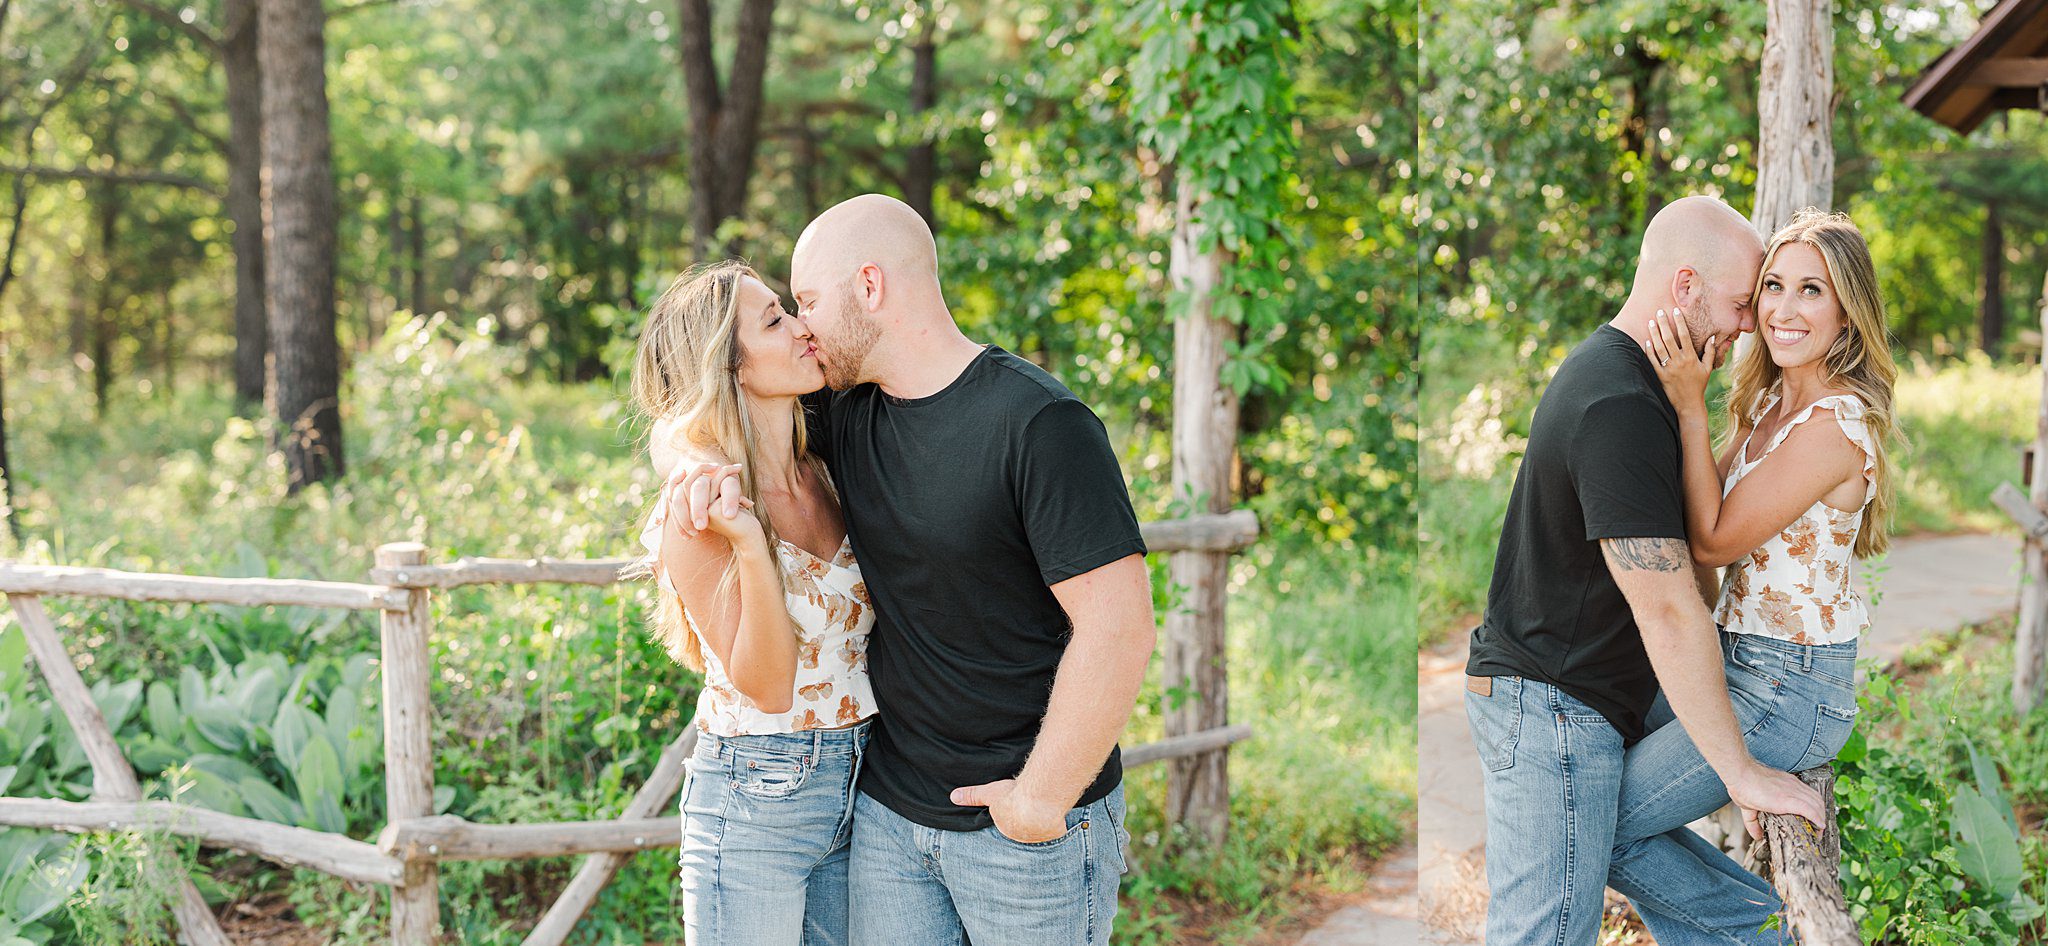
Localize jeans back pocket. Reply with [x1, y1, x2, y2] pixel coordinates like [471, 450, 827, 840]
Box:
[1465, 675, 1523, 772]
[1795, 702, 1858, 774]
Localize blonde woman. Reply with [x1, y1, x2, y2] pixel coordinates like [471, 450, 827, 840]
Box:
[632, 261, 875, 945]
[1607, 209, 1898, 944]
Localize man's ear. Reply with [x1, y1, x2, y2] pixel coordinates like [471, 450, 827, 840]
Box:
[859, 263, 886, 313]
[1668, 265, 1700, 309]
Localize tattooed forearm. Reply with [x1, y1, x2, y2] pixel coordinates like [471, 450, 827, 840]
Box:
[1600, 536, 1690, 573]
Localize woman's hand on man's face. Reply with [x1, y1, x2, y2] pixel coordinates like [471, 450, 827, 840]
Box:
[1643, 308, 1721, 413]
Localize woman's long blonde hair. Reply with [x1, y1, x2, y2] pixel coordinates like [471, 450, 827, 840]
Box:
[1722, 209, 1900, 558]
[630, 261, 822, 670]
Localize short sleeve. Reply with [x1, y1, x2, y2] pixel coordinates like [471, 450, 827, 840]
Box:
[1015, 397, 1149, 585]
[801, 387, 836, 467]
[1570, 394, 1686, 542]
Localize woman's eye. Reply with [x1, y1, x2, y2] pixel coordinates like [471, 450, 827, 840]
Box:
[769, 317, 782, 328]
[1764, 279, 1781, 292]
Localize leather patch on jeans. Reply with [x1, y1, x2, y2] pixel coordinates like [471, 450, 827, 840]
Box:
[1466, 675, 1493, 697]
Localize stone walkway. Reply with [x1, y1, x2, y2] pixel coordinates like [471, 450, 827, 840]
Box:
[1407, 531, 2026, 943]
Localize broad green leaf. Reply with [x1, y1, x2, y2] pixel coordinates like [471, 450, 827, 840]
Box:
[1952, 785, 2022, 901]
[296, 736, 348, 834]
[238, 777, 303, 826]
[145, 681, 180, 738]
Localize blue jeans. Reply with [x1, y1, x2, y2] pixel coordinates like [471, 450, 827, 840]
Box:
[1466, 675, 1627, 946]
[848, 784, 1129, 946]
[679, 722, 871, 946]
[1606, 632, 1859, 946]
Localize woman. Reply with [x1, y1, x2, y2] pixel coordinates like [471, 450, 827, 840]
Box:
[1611, 209, 1899, 943]
[632, 261, 875, 946]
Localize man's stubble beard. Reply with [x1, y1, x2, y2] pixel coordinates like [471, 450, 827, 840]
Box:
[820, 292, 882, 391]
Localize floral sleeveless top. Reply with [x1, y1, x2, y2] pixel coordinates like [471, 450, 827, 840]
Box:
[1713, 392, 1878, 645]
[638, 481, 876, 737]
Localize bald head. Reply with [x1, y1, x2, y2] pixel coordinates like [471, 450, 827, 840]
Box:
[1621, 195, 1764, 348]
[1632, 196, 1763, 296]
[791, 194, 941, 300]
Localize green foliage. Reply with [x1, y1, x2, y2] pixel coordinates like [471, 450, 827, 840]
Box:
[1837, 655, 2048, 944]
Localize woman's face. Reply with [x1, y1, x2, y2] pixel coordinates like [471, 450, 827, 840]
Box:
[734, 275, 823, 397]
[1756, 241, 1846, 371]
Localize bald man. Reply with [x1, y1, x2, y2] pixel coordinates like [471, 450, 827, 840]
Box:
[1463, 196, 1825, 945]
[788, 194, 1153, 944]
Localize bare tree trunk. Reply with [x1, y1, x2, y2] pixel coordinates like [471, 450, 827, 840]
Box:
[2015, 272, 2048, 714]
[676, 0, 777, 258]
[224, 0, 268, 412]
[260, 0, 346, 492]
[1164, 177, 1238, 849]
[1752, 0, 1834, 235]
[1981, 200, 2005, 358]
[160, 284, 175, 395]
[91, 184, 117, 420]
[408, 191, 426, 315]
[1740, 0, 1834, 365]
[905, 18, 938, 229]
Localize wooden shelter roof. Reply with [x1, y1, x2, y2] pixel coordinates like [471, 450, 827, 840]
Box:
[1905, 0, 2048, 135]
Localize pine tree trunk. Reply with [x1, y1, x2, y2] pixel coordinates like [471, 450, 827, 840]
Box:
[224, 0, 268, 412]
[906, 22, 938, 229]
[1981, 200, 2005, 358]
[259, 0, 346, 493]
[677, 0, 777, 257]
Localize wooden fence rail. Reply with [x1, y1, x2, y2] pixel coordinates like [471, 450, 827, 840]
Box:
[0, 509, 1258, 946]
[1750, 765, 1857, 946]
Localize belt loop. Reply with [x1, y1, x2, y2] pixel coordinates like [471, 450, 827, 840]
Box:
[1802, 645, 1814, 672]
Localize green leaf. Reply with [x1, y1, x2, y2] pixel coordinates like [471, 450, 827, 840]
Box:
[270, 702, 318, 774]
[1962, 737, 2016, 833]
[145, 681, 180, 739]
[238, 777, 303, 826]
[296, 736, 348, 834]
[1952, 784, 2022, 901]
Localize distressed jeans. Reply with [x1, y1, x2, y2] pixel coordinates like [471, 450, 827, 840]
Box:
[679, 722, 871, 946]
[1606, 631, 1859, 945]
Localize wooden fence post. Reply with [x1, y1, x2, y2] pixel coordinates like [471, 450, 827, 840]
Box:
[2013, 279, 2048, 714]
[1751, 765, 1857, 946]
[1163, 175, 1238, 848]
[377, 542, 439, 945]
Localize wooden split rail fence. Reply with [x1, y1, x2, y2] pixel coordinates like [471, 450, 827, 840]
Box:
[0, 509, 1259, 945]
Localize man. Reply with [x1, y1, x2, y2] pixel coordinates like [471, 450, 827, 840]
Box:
[1464, 195, 1827, 944]
[743, 193, 1153, 944]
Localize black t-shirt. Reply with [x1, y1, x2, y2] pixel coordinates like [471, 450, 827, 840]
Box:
[803, 346, 1147, 831]
[1465, 324, 1686, 741]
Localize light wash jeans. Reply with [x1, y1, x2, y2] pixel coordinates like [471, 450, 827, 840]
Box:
[1467, 631, 1859, 946]
[679, 721, 871, 946]
[1607, 631, 1859, 945]
[848, 783, 1129, 946]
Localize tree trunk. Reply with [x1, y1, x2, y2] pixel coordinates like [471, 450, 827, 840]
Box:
[409, 191, 426, 316]
[224, 0, 268, 412]
[91, 184, 117, 421]
[259, 0, 346, 493]
[1981, 200, 2005, 358]
[1752, 0, 1834, 235]
[905, 20, 938, 229]
[1742, 0, 1834, 365]
[160, 284, 176, 395]
[676, 0, 777, 258]
[1163, 176, 1238, 849]
[2016, 271, 2048, 714]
